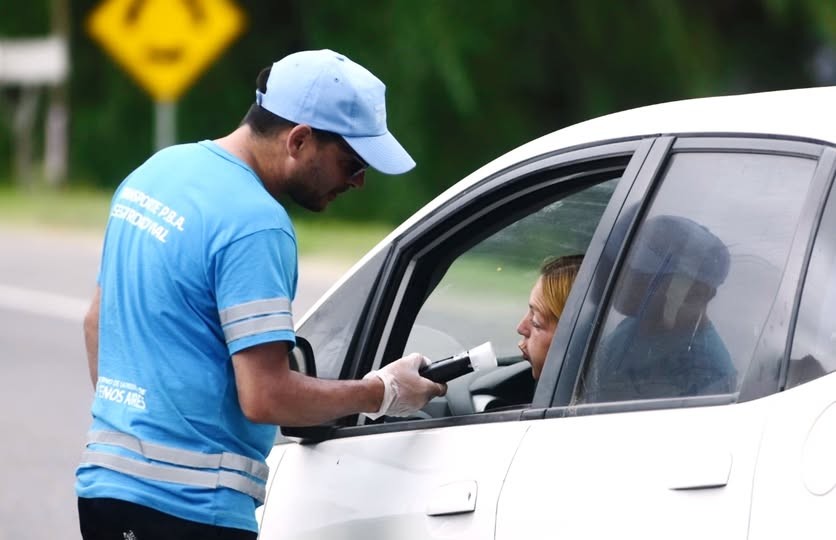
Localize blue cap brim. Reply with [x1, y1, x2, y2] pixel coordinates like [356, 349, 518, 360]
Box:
[343, 131, 416, 175]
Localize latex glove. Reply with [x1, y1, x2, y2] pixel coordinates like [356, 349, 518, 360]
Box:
[363, 353, 447, 419]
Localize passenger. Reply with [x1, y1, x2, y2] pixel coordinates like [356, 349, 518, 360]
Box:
[517, 254, 584, 380]
[583, 215, 736, 401]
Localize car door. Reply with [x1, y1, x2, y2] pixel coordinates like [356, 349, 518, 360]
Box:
[747, 147, 836, 539]
[495, 136, 831, 540]
[258, 139, 652, 539]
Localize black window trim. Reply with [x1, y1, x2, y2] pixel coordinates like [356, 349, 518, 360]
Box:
[671, 136, 824, 158]
[737, 143, 834, 401]
[777, 146, 836, 392]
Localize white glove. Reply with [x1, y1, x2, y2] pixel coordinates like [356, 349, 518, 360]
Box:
[363, 353, 447, 419]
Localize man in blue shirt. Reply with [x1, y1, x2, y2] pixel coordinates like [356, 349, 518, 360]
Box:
[76, 49, 446, 539]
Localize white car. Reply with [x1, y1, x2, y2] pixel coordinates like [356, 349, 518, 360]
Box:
[258, 86, 836, 539]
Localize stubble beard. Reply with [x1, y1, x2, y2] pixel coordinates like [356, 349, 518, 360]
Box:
[287, 164, 330, 212]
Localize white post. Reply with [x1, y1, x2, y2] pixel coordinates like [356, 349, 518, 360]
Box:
[45, 0, 70, 186]
[12, 86, 40, 188]
[154, 101, 177, 151]
[44, 93, 68, 185]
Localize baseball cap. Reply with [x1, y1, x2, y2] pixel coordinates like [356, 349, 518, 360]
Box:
[256, 49, 415, 175]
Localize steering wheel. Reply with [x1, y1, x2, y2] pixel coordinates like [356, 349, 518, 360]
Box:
[421, 358, 535, 417]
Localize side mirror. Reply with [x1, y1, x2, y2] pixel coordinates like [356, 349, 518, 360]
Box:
[280, 335, 334, 443]
[289, 335, 316, 377]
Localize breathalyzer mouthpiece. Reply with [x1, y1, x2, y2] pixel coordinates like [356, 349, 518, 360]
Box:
[419, 342, 497, 383]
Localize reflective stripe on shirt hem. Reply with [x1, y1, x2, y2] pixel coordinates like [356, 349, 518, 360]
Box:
[87, 430, 269, 481]
[80, 450, 266, 503]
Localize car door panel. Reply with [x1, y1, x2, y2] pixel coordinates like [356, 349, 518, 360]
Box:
[749, 149, 836, 538]
[748, 373, 836, 539]
[258, 422, 530, 539]
[496, 403, 766, 539]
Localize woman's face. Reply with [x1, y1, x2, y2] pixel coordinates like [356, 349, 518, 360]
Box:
[516, 277, 558, 380]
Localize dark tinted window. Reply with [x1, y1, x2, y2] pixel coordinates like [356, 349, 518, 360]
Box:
[577, 152, 817, 403]
[788, 182, 836, 388]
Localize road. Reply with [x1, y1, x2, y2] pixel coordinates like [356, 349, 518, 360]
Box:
[0, 226, 350, 540]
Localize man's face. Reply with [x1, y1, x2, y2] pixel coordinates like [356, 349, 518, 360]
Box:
[287, 137, 367, 212]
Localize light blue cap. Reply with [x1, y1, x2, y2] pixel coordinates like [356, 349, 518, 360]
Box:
[256, 49, 415, 175]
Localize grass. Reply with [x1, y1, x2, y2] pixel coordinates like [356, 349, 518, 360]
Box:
[0, 185, 112, 231]
[0, 185, 393, 261]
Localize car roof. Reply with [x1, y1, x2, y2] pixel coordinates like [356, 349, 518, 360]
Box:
[500, 85, 836, 172]
[403, 85, 835, 241]
[298, 85, 836, 325]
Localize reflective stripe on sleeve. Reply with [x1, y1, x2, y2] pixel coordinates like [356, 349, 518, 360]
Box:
[219, 298, 292, 325]
[87, 430, 269, 481]
[80, 450, 266, 503]
[222, 313, 294, 343]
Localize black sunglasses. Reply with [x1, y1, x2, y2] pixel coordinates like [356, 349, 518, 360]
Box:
[311, 128, 368, 178]
[339, 141, 368, 178]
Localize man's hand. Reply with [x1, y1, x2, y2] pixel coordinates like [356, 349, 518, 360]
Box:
[363, 353, 447, 419]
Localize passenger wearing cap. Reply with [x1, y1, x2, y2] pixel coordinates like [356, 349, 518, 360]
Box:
[582, 215, 736, 402]
[76, 49, 445, 539]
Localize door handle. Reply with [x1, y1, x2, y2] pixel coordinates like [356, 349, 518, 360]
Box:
[426, 480, 478, 516]
[666, 449, 732, 490]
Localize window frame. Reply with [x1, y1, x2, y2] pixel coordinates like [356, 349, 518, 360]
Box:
[543, 134, 831, 419]
[782, 147, 836, 390]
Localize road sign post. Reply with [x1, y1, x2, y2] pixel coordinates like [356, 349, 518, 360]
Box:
[87, 0, 245, 149]
[154, 101, 176, 151]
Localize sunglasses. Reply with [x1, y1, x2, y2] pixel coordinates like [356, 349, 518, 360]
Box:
[339, 141, 368, 178]
[311, 128, 369, 178]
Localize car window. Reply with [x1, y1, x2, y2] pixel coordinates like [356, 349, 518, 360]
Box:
[401, 178, 618, 411]
[296, 247, 388, 380]
[577, 152, 817, 403]
[787, 179, 836, 389]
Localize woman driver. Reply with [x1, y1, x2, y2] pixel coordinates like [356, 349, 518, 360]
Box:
[516, 255, 583, 380]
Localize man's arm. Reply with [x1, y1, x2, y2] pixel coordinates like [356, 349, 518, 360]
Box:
[232, 341, 445, 426]
[83, 286, 101, 389]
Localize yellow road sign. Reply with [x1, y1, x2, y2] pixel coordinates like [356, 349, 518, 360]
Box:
[87, 0, 246, 102]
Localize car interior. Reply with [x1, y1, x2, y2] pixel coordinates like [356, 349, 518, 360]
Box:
[371, 175, 623, 422]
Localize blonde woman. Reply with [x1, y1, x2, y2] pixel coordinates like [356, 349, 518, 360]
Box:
[517, 255, 584, 380]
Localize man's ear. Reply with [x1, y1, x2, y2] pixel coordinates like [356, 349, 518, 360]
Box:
[286, 124, 314, 158]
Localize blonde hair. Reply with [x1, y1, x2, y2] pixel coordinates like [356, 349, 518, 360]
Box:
[539, 254, 583, 322]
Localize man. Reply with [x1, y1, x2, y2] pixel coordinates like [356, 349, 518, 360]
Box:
[76, 49, 446, 539]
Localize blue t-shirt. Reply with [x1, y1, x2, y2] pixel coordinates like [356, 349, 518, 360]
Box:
[76, 141, 298, 532]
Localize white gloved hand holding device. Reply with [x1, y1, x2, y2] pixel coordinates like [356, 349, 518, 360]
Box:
[363, 353, 447, 419]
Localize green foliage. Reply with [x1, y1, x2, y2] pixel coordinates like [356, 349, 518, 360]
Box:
[1, 0, 834, 224]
